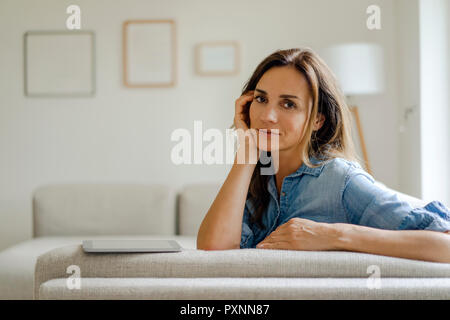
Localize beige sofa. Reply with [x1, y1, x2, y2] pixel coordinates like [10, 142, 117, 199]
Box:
[1, 182, 450, 300]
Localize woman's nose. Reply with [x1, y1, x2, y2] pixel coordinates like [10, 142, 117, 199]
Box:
[260, 104, 278, 123]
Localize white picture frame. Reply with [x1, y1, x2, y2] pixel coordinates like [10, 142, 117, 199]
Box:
[24, 31, 95, 97]
[195, 41, 239, 76]
[123, 20, 176, 88]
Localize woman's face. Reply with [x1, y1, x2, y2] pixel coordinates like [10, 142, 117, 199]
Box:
[249, 65, 314, 152]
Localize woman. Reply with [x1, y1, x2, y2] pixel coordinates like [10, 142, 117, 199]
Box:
[197, 48, 450, 263]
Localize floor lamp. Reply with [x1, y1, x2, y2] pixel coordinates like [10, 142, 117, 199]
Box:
[320, 43, 385, 177]
[349, 105, 372, 176]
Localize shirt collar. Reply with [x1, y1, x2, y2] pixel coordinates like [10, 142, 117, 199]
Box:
[288, 155, 325, 178]
[267, 155, 326, 200]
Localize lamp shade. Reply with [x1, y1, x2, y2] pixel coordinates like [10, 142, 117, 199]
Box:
[319, 43, 385, 95]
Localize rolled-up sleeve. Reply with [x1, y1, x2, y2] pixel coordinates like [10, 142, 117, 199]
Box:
[240, 201, 256, 249]
[342, 169, 450, 233]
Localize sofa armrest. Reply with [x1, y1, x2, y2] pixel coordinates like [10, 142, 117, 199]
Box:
[34, 244, 450, 299]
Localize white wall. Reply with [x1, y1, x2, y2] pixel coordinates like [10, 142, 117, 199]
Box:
[419, 0, 450, 207]
[395, 0, 450, 206]
[395, 0, 422, 199]
[0, 0, 400, 250]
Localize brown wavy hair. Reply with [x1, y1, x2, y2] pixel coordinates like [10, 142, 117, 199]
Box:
[231, 47, 361, 230]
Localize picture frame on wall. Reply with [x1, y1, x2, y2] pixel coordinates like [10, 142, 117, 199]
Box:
[195, 41, 240, 76]
[24, 30, 95, 97]
[123, 19, 176, 88]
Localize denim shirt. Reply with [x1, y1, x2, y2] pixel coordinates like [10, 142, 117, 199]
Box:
[240, 157, 450, 248]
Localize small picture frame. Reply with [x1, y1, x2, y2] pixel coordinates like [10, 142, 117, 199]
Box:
[195, 41, 239, 76]
[24, 30, 95, 97]
[123, 20, 176, 88]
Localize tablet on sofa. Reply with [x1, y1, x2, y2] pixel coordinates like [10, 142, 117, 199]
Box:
[82, 239, 183, 253]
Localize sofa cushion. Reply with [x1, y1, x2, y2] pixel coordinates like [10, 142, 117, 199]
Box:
[34, 245, 450, 299]
[32, 184, 177, 237]
[37, 277, 450, 300]
[177, 183, 221, 236]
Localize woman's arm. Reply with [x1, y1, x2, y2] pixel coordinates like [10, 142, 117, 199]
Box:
[197, 91, 258, 250]
[256, 218, 450, 263]
[336, 166, 450, 262]
[197, 158, 256, 250]
[334, 223, 450, 263]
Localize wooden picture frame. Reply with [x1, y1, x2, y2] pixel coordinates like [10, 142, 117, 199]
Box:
[123, 20, 176, 88]
[350, 106, 372, 176]
[24, 30, 95, 97]
[195, 41, 239, 76]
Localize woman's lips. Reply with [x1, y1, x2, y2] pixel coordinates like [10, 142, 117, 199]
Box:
[258, 129, 280, 136]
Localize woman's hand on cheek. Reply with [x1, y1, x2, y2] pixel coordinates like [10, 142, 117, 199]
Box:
[255, 218, 341, 251]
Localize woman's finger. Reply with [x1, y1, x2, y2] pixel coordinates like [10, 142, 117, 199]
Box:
[234, 91, 255, 131]
[235, 91, 254, 113]
[258, 241, 291, 250]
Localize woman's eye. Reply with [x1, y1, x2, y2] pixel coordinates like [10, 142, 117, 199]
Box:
[283, 100, 296, 109]
[254, 96, 295, 109]
[254, 96, 265, 103]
